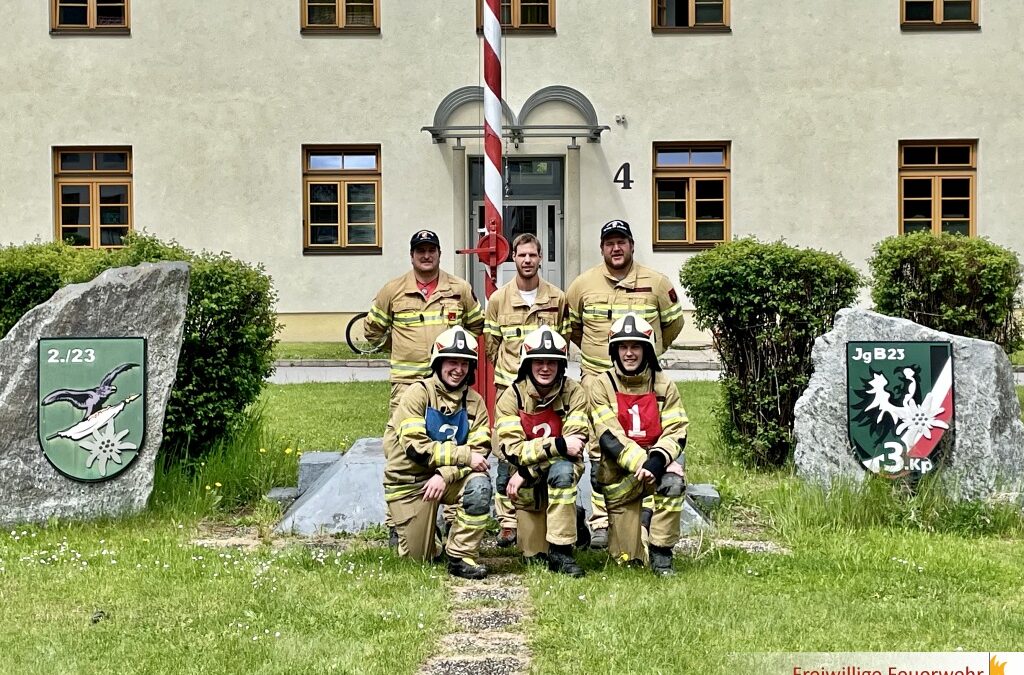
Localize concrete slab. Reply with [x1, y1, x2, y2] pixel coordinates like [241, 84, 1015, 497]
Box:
[298, 451, 342, 495]
[686, 483, 721, 512]
[266, 487, 299, 509]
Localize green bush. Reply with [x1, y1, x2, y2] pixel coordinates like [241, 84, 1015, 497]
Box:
[680, 238, 862, 468]
[0, 235, 279, 461]
[869, 233, 1023, 352]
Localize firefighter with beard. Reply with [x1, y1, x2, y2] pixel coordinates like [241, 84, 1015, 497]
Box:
[494, 326, 589, 577]
[382, 326, 493, 580]
[588, 312, 688, 576]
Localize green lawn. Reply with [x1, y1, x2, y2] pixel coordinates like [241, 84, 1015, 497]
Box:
[274, 342, 386, 361]
[2, 381, 1023, 674]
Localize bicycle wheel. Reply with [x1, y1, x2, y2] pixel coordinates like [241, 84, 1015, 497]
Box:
[345, 311, 386, 355]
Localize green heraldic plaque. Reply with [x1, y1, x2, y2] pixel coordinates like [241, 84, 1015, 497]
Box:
[847, 341, 954, 480]
[38, 337, 147, 482]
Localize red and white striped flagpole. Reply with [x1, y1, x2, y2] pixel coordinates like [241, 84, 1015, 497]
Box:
[482, 0, 502, 297]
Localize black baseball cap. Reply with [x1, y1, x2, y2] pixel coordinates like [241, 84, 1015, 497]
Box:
[600, 219, 633, 241]
[409, 229, 441, 250]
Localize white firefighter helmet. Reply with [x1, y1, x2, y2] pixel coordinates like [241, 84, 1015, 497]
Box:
[608, 312, 656, 348]
[430, 326, 478, 366]
[519, 325, 569, 363]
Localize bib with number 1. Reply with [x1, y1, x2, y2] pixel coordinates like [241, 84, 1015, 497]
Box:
[615, 392, 662, 449]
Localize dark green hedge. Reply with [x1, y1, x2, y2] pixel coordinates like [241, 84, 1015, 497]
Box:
[680, 238, 862, 468]
[870, 233, 1022, 352]
[0, 235, 279, 461]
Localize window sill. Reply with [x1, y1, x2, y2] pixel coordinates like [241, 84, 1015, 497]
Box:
[303, 247, 382, 256]
[900, 22, 980, 31]
[50, 27, 131, 35]
[653, 242, 722, 252]
[475, 27, 556, 35]
[300, 27, 381, 36]
[652, 25, 731, 34]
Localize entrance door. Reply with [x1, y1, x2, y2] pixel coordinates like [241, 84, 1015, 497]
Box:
[470, 199, 562, 297]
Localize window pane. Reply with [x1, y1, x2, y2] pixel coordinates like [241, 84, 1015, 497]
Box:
[347, 183, 376, 203]
[657, 179, 687, 200]
[61, 227, 91, 246]
[310, 205, 339, 224]
[344, 1, 375, 27]
[903, 146, 936, 165]
[520, 2, 549, 26]
[347, 204, 376, 224]
[903, 178, 932, 199]
[310, 226, 339, 245]
[60, 152, 93, 170]
[500, 1, 512, 25]
[61, 185, 91, 205]
[100, 227, 128, 246]
[941, 199, 970, 219]
[903, 221, 932, 234]
[941, 221, 970, 236]
[696, 202, 724, 220]
[58, 2, 88, 26]
[691, 149, 725, 165]
[309, 154, 344, 170]
[658, 222, 686, 241]
[62, 206, 91, 226]
[308, 4, 338, 25]
[695, 180, 724, 199]
[657, 201, 686, 220]
[903, 200, 931, 219]
[937, 146, 971, 166]
[96, 1, 126, 26]
[347, 224, 377, 245]
[943, 0, 973, 21]
[694, 2, 724, 25]
[96, 152, 129, 171]
[905, 1, 934, 21]
[656, 150, 689, 167]
[99, 184, 129, 203]
[658, 0, 687, 27]
[941, 178, 970, 198]
[309, 184, 339, 203]
[100, 206, 128, 225]
[343, 154, 378, 170]
[695, 222, 725, 241]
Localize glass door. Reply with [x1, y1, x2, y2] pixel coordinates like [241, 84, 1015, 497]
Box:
[470, 200, 562, 298]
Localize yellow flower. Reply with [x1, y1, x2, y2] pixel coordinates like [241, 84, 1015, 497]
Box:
[204, 485, 211, 491]
[214, 482, 222, 488]
[259, 448, 267, 454]
[284, 448, 293, 455]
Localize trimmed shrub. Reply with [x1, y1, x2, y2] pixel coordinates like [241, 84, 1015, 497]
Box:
[680, 238, 862, 468]
[0, 235, 279, 461]
[869, 233, 1023, 352]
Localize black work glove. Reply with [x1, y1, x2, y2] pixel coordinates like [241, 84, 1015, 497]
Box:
[641, 452, 667, 481]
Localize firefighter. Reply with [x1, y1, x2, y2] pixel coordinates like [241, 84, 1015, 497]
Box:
[566, 219, 684, 550]
[588, 312, 688, 576]
[484, 233, 570, 548]
[382, 326, 493, 580]
[494, 326, 589, 577]
[365, 229, 484, 546]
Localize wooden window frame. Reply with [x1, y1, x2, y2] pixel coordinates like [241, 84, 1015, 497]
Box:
[652, 0, 730, 33]
[53, 147, 133, 249]
[50, 0, 130, 34]
[898, 140, 977, 237]
[476, 0, 556, 33]
[301, 0, 380, 34]
[652, 142, 730, 250]
[900, 0, 979, 30]
[302, 145, 383, 255]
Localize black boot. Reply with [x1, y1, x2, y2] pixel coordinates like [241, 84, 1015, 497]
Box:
[547, 544, 585, 578]
[640, 508, 653, 532]
[574, 506, 591, 550]
[447, 556, 488, 580]
[649, 545, 675, 577]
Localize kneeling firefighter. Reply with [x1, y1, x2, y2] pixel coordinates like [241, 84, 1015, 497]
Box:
[587, 312, 689, 575]
[494, 326, 591, 577]
[382, 326, 493, 580]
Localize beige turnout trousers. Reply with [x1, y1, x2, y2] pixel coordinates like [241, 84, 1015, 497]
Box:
[509, 460, 584, 557]
[389, 473, 491, 562]
[603, 475, 683, 563]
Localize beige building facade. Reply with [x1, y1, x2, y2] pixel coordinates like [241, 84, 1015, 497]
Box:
[2, 1, 1020, 342]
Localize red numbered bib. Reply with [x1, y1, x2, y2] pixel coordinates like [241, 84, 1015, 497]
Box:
[518, 407, 563, 440]
[615, 391, 662, 449]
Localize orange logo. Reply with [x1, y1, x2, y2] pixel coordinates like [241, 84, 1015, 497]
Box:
[990, 655, 1006, 675]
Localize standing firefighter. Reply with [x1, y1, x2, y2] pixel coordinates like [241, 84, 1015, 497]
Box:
[588, 313, 688, 576]
[495, 326, 589, 577]
[484, 233, 570, 548]
[566, 219, 684, 549]
[365, 229, 484, 546]
[382, 326, 493, 580]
